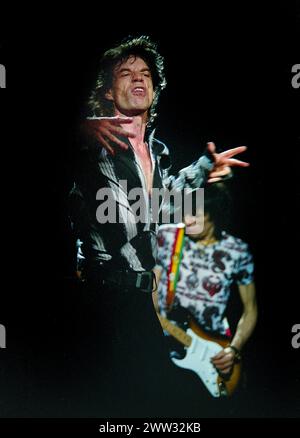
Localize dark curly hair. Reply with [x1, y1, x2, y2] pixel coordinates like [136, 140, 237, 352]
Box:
[87, 35, 167, 127]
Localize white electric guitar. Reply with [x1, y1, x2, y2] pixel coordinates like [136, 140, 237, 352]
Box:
[158, 314, 241, 398]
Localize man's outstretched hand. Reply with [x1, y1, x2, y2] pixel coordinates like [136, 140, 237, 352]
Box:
[84, 116, 135, 155]
[206, 142, 249, 183]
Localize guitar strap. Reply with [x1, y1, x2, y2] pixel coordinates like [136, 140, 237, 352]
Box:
[166, 223, 186, 312]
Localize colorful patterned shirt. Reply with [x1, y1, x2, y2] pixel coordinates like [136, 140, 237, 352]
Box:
[156, 225, 254, 335]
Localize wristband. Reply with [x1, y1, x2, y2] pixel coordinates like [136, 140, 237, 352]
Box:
[229, 345, 242, 362]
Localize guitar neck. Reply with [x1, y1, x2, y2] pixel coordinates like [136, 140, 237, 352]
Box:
[157, 313, 192, 347]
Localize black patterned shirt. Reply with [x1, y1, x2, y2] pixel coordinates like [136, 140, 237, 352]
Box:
[69, 130, 213, 274]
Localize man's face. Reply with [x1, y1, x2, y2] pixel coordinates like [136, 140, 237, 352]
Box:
[105, 56, 154, 117]
[184, 211, 213, 238]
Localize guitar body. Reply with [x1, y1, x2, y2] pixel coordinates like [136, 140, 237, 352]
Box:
[158, 313, 241, 398]
[173, 321, 241, 398]
[190, 320, 242, 396]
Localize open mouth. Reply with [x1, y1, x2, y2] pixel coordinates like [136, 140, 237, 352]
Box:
[131, 87, 146, 96]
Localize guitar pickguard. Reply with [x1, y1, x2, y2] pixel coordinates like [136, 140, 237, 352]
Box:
[171, 329, 223, 397]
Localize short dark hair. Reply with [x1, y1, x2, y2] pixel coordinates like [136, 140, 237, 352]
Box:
[87, 35, 167, 127]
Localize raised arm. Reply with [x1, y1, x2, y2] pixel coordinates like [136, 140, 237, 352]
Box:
[159, 142, 249, 223]
[162, 142, 249, 191]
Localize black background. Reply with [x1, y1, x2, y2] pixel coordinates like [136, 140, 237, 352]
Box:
[0, 3, 299, 419]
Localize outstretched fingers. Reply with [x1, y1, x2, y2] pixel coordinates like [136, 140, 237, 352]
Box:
[206, 142, 216, 154]
[97, 133, 115, 156]
[87, 115, 133, 124]
[219, 146, 247, 158]
[109, 125, 136, 139]
[100, 128, 129, 151]
[208, 167, 231, 178]
[109, 116, 134, 125]
[223, 157, 250, 167]
[207, 177, 222, 183]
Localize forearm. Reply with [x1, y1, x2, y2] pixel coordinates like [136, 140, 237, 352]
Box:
[231, 303, 258, 351]
[163, 155, 213, 192]
[159, 155, 213, 224]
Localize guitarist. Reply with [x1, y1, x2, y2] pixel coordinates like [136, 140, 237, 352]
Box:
[153, 183, 257, 385]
